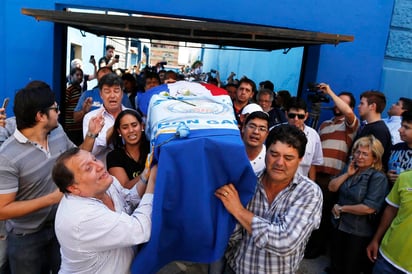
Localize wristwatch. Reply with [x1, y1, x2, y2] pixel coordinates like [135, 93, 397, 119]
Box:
[86, 132, 99, 138]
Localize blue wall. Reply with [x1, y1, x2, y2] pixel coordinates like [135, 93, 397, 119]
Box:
[1, 0, 396, 123]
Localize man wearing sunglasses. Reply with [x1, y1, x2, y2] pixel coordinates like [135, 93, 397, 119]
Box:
[285, 97, 323, 181]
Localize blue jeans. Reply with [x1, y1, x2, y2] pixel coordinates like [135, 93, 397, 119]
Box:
[7, 225, 60, 274]
[373, 253, 406, 274]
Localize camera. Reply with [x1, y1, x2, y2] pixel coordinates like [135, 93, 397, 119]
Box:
[306, 83, 330, 103]
[114, 54, 120, 60]
[159, 61, 167, 66]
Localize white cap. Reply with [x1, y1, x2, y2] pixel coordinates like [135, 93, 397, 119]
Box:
[241, 103, 263, 115]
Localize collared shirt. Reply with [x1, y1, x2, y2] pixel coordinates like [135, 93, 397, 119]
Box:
[298, 125, 323, 176]
[383, 116, 402, 145]
[379, 170, 412, 272]
[56, 178, 153, 274]
[83, 105, 129, 165]
[0, 125, 75, 234]
[249, 144, 266, 177]
[226, 172, 323, 274]
[335, 168, 388, 237]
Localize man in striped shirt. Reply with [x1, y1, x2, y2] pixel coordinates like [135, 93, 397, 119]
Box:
[215, 124, 322, 273]
[305, 83, 359, 258]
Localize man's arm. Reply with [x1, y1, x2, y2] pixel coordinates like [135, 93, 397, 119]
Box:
[319, 83, 356, 125]
[73, 97, 93, 123]
[79, 109, 104, 152]
[215, 183, 254, 233]
[216, 182, 322, 255]
[366, 204, 398, 262]
[0, 189, 62, 220]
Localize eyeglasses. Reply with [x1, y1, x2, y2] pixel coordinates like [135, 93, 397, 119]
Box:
[246, 123, 268, 133]
[287, 113, 305, 119]
[48, 105, 59, 113]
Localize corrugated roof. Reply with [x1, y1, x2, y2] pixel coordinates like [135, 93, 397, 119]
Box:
[22, 8, 354, 51]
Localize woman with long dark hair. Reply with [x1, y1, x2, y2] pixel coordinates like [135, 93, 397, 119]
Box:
[107, 109, 150, 189]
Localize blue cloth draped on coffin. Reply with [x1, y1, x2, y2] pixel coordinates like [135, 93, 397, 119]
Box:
[131, 81, 256, 274]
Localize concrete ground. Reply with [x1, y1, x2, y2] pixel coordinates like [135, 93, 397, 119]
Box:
[157, 255, 330, 274]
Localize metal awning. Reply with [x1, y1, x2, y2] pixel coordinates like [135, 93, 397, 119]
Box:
[21, 8, 354, 51]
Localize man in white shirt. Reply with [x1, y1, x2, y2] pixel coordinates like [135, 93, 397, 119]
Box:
[241, 111, 270, 177]
[285, 97, 323, 180]
[383, 97, 412, 145]
[83, 73, 129, 165]
[52, 147, 156, 274]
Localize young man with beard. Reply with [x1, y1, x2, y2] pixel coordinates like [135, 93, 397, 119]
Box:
[242, 111, 270, 177]
[0, 81, 104, 273]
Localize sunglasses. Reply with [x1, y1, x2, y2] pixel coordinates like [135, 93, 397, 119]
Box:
[287, 113, 305, 119]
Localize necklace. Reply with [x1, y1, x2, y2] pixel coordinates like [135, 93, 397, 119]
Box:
[124, 146, 139, 162]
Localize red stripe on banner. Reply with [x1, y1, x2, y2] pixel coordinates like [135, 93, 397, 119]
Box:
[201, 83, 229, 96]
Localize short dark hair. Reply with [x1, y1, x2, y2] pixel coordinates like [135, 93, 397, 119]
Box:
[106, 44, 115, 51]
[338, 91, 356, 109]
[52, 147, 80, 193]
[400, 97, 412, 112]
[121, 73, 136, 83]
[98, 73, 123, 90]
[360, 90, 386, 113]
[244, 111, 270, 128]
[265, 124, 307, 158]
[239, 77, 257, 94]
[14, 81, 55, 130]
[285, 96, 307, 112]
[144, 72, 161, 84]
[401, 110, 412, 124]
[259, 80, 274, 92]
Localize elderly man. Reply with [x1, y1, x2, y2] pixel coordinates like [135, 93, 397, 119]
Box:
[52, 148, 156, 274]
[216, 124, 323, 274]
[83, 73, 130, 164]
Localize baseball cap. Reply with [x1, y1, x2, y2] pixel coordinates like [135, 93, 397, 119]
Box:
[241, 103, 263, 115]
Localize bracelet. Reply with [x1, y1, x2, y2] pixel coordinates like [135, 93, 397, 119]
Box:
[86, 132, 99, 138]
[139, 174, 148, 185]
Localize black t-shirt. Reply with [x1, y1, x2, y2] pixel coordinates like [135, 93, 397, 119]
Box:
[355, 120, 392, 171]
[106, 148, 144, 180]
[388, 142, 412, 172]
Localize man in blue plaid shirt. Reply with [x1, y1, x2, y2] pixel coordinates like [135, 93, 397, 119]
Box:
[216, 124, 323, 273]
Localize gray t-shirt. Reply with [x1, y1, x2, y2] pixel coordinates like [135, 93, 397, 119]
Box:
[0, 125, 75, 234]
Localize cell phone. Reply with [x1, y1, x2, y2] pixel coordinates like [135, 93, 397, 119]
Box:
[115, 54, 120, 59]
[2, 97, 10, 109]
[89, 55, 95, 62]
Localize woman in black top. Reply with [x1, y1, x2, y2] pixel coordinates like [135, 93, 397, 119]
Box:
[107, 109, 150, 189]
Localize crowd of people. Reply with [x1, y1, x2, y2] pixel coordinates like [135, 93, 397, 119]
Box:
[0, 44, 412, 274]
